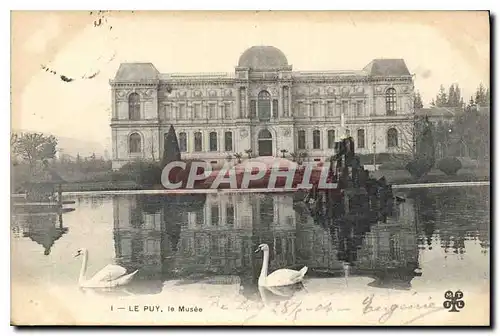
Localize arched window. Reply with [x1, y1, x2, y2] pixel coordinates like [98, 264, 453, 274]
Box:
[179, 132, 187, 152]
[328, 130, 335, 149]
[194, 132, 202, 152]
[209, 132, 218, 151]
[387, 128, 398, 148]
[357, 129, 365, 149]
[297, 130, 306, 150]
[313, 130, 321, 149]
[129, 133, 141, 153]
[258, 129, 272, 139]
[386, 88, 397, 115]
[128, 93, 140, 120]
[258, 90, 271, 121]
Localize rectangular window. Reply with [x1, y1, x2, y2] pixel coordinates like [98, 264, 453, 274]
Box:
[226, 204, 234, 226]
[194, 132, 202, 152]
[298, 102, 306, 117]
[313, 102, 320, 117]
[178, 104, 186, 119]
[313, 130, 321, 149]
[194, 104, 201, 119]
[179, 132, 187, 152]
[209, 132, 218, 151]
[357, 101, 364, 116]
[327, 101, 334, 117]
[224, 131, 233, 151]
[357, 129, 365, 148]
[209, 103, 217, 119]
[342, 101, 348, 116]
[328, 130, 335, 149]
[211, 205, 219, 226]
[298, 130, 306, 150]
[224, 103, 232, 119]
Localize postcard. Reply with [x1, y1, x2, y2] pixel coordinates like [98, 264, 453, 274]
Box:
[10, 10, 490, 326]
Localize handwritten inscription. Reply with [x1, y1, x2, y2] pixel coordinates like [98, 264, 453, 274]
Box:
[209, 294, 442, 324]
[362, 294, 438, 324]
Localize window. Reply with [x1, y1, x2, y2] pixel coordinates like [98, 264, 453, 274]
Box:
[194, 104, 202, 119]
[129, 133, 141, 153]
[328, 130, 335, 149]
[327, 101, 335, 117]
[313, 102, 320, 117]
[224, 131, 233, 152]
[226, 204, 234, 225]
[209, 132, 218, 151]
[357, 129, 365, 149]
[283, 86, 289, 116]
[342, 101, 348, 116]
[313, 130, 321, 149]
[239, 87, 246, 118]
[258, 90, 271, 121]
[357, 101, 364, 116]
[272, 99, 278, 118]
[386, 88, 397, 115]
[179, 132, 187, 152]
[224, 103, 232, 119]
[128, 93, 140, 120]
[194, 132, 202, 152]
[298, 102, 306, 117]
[298, 130, 306, 150]
[178, 104, 186, 119]
[164, 104, 171, 119]
[250, 100, 257, 118]
[345, 129, 351, 138]
[387, 128, 398, 147]
[211, 205, 219, 226]
[209, 103, 217, 119]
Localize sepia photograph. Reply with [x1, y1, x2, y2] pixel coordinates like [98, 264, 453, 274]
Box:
[10, 10, 490, 326]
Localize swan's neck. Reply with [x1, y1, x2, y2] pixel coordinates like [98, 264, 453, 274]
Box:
[79, 251, 88, 285]
[259, 250, 270, 284]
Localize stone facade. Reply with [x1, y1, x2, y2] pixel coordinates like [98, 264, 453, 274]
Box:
[110, 46, 415, 170]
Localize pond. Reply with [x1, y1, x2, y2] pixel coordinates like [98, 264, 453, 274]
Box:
[10, 186, 490, 326]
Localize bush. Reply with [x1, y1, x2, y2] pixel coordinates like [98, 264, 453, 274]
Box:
[119, 160, 162, 187]
[379, 161, 408, 170]
[405, 157, 433, 179]
[437, 157, 462, 176]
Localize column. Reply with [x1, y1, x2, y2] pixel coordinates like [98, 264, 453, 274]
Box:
[288, 87, 292, 117]
[321, 101, 326, 118]
[246, 87, 250, 118]
[306, 102, 311, 118]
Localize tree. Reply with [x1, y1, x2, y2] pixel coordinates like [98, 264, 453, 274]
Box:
[11, 132, 57, 169]
[474, 83, 489, 106]
[432, 85, 448, 107]
[414, 91, 424, 109]
[161, 125, 181, 169]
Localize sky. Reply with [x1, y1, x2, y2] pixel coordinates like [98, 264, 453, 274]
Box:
[11, 11, 490, 154]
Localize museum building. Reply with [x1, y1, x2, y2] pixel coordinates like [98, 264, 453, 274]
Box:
[110, 46, 415, 169]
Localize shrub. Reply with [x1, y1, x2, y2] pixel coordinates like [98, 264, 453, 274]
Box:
[379, 161, 408, 170]
[405, 157, 433, 179]
[437, 157, 462, 176]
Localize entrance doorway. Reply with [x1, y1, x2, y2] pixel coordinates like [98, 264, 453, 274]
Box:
[258, 129, 273, 156]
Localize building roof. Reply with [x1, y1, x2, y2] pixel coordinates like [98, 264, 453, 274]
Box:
[415, 107, 458, 118]
[114, 63, 160, 81]
[363, 59, 411, 77]
[238, 46, 289, 69]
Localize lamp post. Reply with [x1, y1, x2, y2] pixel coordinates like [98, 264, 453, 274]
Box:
[372, 141, 376, 171]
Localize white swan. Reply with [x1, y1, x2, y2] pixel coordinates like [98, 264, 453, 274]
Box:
[74, 248, 138, 288]
[255, 243, 308, 287]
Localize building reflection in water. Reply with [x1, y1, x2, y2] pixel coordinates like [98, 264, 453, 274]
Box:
[111, 191, 449, 294]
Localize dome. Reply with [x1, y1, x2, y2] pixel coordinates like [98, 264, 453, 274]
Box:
[238, 46, 288, 69]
